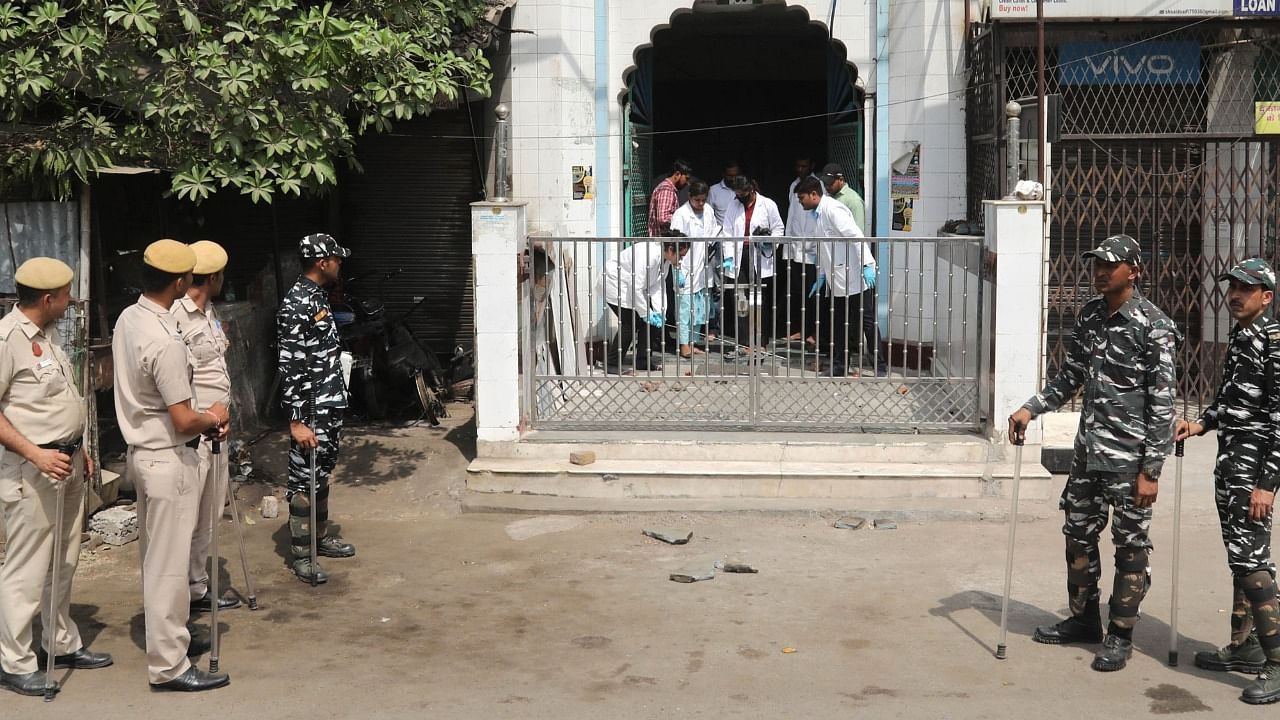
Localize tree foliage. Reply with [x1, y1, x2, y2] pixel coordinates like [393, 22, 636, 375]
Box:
[0, 1, 493, 202]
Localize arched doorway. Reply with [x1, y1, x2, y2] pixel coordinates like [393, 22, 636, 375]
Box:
[621, 0, 864, 236]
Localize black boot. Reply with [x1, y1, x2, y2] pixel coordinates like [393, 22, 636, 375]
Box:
[1091, 634, 1133, 671]
[1033, 602, 1103, 645]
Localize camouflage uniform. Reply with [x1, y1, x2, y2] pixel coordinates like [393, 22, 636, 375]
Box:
[1194, 259, 1280, 678]
[276, 234, 350, 563]
[1021, 236, 1178, 639]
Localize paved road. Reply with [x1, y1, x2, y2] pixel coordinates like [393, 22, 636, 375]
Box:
[0, 408, 1253, 718]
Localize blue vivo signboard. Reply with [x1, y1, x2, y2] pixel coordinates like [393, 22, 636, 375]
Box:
[1059, 41, 1201, 86]
[1236, 0, 1280, 15]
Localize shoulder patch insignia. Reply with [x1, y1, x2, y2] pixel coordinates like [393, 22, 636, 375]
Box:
[314, 309, 329, 322]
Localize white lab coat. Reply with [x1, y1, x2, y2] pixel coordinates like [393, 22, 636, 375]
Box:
[670, 202, 724, 294]
[811, 195, 875, 297]
[602, 243, 670, 315]
[784, 173, 825, 262]
[707, 180, 736, 226]
[722, 193, 785, 280]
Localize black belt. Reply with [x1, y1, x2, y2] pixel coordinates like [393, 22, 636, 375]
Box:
[39, 439, 82, 456]
[184, 436, 202, 450]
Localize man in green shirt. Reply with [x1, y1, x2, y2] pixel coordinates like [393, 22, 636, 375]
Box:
[820, 163, 865, 233]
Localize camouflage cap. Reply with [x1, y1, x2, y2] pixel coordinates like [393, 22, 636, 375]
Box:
[1218, 257, 1276, 291]
[298, 232, 350, 259]
[1082, 234, 1141, 265]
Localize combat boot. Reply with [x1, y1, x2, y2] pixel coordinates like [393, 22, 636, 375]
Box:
[1241, 663, 1280, 705]
[1033, 602, 1103, 645]
[1091, 634, 1133, 672]
[1194, 633, 1266, 673]
[316, 520, 355, 558]
[292, 557, 328, 585]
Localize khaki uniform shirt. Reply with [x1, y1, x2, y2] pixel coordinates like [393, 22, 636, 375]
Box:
[112, 296, 197, 450]
[0, 308, 84, 446]
[170, 296, 230, 411]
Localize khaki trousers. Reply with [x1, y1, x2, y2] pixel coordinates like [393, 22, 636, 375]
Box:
[189, 437, 227, 600]
[130, 444, 200, 683]
[0, 450, 85, 674]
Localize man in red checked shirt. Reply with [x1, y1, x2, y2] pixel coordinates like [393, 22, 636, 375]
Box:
[648, 160, 692, 237]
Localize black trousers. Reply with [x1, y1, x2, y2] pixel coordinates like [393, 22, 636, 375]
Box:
[824, 288, 884, 375]
[607, 303, 660, 371]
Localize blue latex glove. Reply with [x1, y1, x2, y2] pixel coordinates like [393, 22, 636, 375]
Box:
[675, 269, 687, 288]
[808, 274, 826, 298]
[647, 310, 664, 328]
[862, 265, 877, 290]
[722, 258, 734, 275]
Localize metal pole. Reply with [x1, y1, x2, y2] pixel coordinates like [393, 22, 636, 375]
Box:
[1004, 101, 1022, 199]
[226, 475, 259, 610]
[1168, 439, 1185, 666]
[44, 479, 67, 701]
[209, 439, 221, 673]
[308, 400, 319, 588]
[997, 439, 1025, 660]
[494, 104, 511, 202]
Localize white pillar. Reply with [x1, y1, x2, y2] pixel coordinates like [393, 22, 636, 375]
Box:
[472, 201, 527, 443]
[985, 199, 1047, 447]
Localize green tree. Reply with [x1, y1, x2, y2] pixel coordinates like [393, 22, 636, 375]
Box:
[0, 0, 492, 202]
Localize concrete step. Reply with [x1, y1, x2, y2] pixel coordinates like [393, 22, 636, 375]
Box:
[466, 457, 1054, 501]
[479, 431, 1001, 464]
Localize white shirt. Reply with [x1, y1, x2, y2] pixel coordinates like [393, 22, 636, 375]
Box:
[707, 180, 736, 226]
[784, 173, 826, 262]
[671, 202, 724, 294]
[602, 243, 670, 315]
[810, 195, 875, 297]
[722, 193, 785, 280]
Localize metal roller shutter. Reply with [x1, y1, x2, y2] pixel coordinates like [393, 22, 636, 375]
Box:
[339, 108, 483, 357]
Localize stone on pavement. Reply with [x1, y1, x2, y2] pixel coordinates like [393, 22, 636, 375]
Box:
[88, 505, 139, 546]
[643, 528, 694, 545]
[569, 451, 597, 466]
[834, 517, 866, 530]
[669, 568, 715, 583]
[873, 519, 898, 530]
[260, 496, 280, 519]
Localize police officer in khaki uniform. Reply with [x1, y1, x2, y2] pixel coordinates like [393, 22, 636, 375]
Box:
[113, 240, 230, 692]
[0, 258, 112, 696]
[170, 241, 241, 614]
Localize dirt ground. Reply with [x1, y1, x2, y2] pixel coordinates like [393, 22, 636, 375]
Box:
[0, 406, 1262, 718]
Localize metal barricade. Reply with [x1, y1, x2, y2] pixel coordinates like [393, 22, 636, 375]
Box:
[521, 235, 986, 432]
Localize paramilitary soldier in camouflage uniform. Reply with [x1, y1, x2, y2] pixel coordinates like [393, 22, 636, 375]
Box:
[1009, 234, 1178, 673]
[1176, 258, 1280, 705]
[277, 233, 356, 584]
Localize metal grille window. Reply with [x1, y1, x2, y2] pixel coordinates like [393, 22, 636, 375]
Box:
[969, 20, 1280, 417]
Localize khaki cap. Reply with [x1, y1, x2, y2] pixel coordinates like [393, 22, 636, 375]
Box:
[144, 239, 196, 274]
[14, 257, 74, 290]
[190, 240, 228, 275]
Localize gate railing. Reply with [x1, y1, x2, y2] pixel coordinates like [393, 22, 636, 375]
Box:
[520, 235, 987, 432]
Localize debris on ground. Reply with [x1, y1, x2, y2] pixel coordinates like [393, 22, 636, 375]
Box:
[260, 496, 280, 519]
[569, 451, 596, 466]
[833, 517, 866, 530]
[722, 562, 758, 574]
[782, 647, 797, 654]
[873, 519, 898, 530]
[88, 505, 139, 546]
[643, 528, 694, 545]
[669, 568, 715, 583]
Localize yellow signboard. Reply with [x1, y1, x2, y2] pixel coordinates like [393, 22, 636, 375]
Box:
[1258, 102, 1280, 135]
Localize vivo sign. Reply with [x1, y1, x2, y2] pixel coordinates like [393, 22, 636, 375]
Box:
[1059, 42, 1200, 86]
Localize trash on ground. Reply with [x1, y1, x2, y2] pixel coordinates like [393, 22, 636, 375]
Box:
[643, 528, 693, 545]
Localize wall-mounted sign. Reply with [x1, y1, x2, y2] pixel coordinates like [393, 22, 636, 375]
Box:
[1058, 41, 1200, 86]
[1258, 102, 1280, 134]
[989, 0, 1278, 19]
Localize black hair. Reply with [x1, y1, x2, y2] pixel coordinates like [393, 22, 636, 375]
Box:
[795, 154, 813, 164]
[723, 159, 741, 171]
[686, 178, 710, 197]
[728, 175, 753, 193]
[796, 177, 823, 196]
[15, 282, 44, 307]
[191, 274, 210, 287]
[300, 255, 323, 272]
[662, 240, 691, 254]
[671, 159, 693, 176]
[142, 265, 184, 293]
